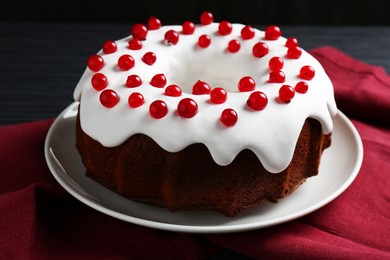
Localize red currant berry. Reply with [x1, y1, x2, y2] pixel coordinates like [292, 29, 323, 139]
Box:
[128, 92, 144, 108]
[192, 80, 211, 95]
[117, 54, 135, 70]
[147, 16, 161, 30]
[238, 76, 256, 92]
[100, 89, 119, 108]
[198, 34, 211, 48]
[265, 25, 281, 40]
[285, 37, 298, 48]
[87, 54, 104, 72]
[295, 81, 308, 93]
[252, 42, 269, 58]
[102, 40, 117, 54]
[128, 38, 142, 50]
[165, 84, 182, 97]
[218, 21, 232, 35]
[150, 73, 167, 88]
[227, 39, 241, 53]
[287, 46, 302, 59]
[279, 85, 295, 103]
[164, 30, 179, 45]
[268, 56, 284, 71]
[268, 71, 286, 83]
[91, 73, 108, 90]
[299, 65, 315, 80]
[210, 87, 227, 104]
[177, 98, 198, 118]
[220, 108, 238, 127]
[247, 91, 268, 110]
[131, 24, 148, 40]
[142, 52, 157, 65]
[200, 11, 213, 25]
[182, 21, 195, 35]
[126, 74, 142, 88]
[149, 100, 168, 119]
[241, 25, 255, 40]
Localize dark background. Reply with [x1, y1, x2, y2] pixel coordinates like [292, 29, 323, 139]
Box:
[2, 0, 390, 25]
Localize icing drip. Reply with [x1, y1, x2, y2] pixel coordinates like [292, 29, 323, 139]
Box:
[74, 23, 337, 173]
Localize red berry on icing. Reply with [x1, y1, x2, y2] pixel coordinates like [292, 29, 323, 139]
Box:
[227, 39, 241, 53]
[182, 21, 195, 34]
[268, 71, 286, 83]
[192, 80, 211, 95]
[265, 25, 281, 40]
[268, 56, 284, 71]
[128, 92, 144, 108]
[238, 76, 256, 92]
[118, 54, 135, 70]
[295, 81, 309, 93]
[126, 74, 142, 88]
[241, 25, 255, 40]
[210, 87, 227, 104]
[87, 54, 104, 72]
[299, 65, 315, 80]
[165, 84, 182, 97]
[279, 85, 295, 103]
[148, 16, 161, 30]
[285, 37, 298, 48]
[142, 52, 157, 65]
[150, 73, 167, 88]
[200, 11, 213, 25]
[100, 89, 119, 108]
[252, 42, 269, 58]
[128, 38, 142, 50]
[287, 46, 302, 59]
[247, 91, 268, 111]
[102, 40, 117, 54]
[220, 108, 238, 127]
[91, 73, 108, 90]
[177, 98, 198, 118]
[198, 34, 211, 48]
[218, 21, 232, 35]
[164, 30, 179, 45]
[149, 100, 168, 119]
[131, 24, 148, 40]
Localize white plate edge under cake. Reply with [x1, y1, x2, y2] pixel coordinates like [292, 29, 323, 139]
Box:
[44, 102, 363, 233]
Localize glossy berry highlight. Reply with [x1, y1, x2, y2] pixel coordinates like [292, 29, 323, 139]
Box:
[117, 54, 135, 70]
[100, 89, 119, 108]
[177, 98, 198, 118]
[182, 21, 195, 34]
[102, 40, 117, 54]
[149, 100, 168, 119]
[91, 73, 108, 90]
[87, 55, 104, 72]
[165, 84, 182, 97]
[279, 85, 295, 103]
[131, 24, 148, 40]
[210, 87, 227, 104]
[150, 74, 167, 88]
[247, 91, 268, 110]
[299, 65, 315, 80]
[220, 108, 238, 127]
[192, 80, 211, 95]
[252, 42, 269, 58]
[164, 30, 179, 45]
[126, 74, 142, 88]
[147, 16, 161, 30]
[200, 11, 213, 25]
[128, 92, 144, 108]
[238, 76, 256, 92]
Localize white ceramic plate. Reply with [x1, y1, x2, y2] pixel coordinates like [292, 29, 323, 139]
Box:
[45, 102, 363, 233]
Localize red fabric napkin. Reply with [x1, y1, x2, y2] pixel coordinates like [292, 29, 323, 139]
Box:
[1, 47, 389, 259]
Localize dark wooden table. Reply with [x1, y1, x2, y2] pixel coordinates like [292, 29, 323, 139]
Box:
[1, 22, 390, 125]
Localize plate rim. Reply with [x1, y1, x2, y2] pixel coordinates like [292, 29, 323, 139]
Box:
[44, 102, 363, 233]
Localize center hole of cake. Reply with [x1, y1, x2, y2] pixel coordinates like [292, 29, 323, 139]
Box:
[169, 59, 246, 94]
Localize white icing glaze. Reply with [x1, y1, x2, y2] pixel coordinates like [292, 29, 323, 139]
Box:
[74, 23, 337, 173]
